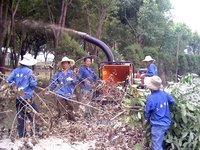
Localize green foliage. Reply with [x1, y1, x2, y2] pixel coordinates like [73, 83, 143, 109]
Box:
[104, 18, 132, 54]
[178, 54, 188, 75]
[157, 52, 176, 81]
[111, 48, 124, 61]
[174, 23, 193, 54]
[122, 43, 144, 69]
[122, 86, 151, 147]
[183, 55, 200, 75]
[143, 47, 158, 59]
[158, 52, 200, 80]
[189, 32, 200, 54]
[157, 24, 177, 55]
[196, 56, 200, 75]
[17, 0, 49, 21]
[69, 0, 119, 36]
[122, 86, 146, 127]
[164, 74, 200, 149]
[56, 33, 87, 63]
[118, 0, 172, 47]
[138, 0, 172, 47]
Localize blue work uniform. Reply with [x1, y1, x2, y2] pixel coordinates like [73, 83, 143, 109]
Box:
[7, 65, 38, 137]
[144, 90, 175, 150]
[77, 65, 98, 92]
[49, 69, 76, 99]
[146, 63, 158, 77]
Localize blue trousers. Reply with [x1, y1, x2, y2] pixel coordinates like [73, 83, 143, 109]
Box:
[16, 99, 39, 138]
[151, 125, 168, 150]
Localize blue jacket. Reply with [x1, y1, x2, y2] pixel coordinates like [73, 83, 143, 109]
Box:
[77, 65, 98, 91]
[7, 65, 37, 99]
[146, 63, 158, 77]
[144, 90, 175, 127]
[49, 69, 76, 98]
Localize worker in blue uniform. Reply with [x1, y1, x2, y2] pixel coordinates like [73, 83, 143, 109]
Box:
[77, 56, 98, 117]
[78, 56, 98, 94]
[144, 76, 175, 150]
[49, 56, 76, 121]
[7, 53, 38, 138]
[143, 56, 158, 77]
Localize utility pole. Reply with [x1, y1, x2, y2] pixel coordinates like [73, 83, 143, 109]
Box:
[175, 34, 180, 82]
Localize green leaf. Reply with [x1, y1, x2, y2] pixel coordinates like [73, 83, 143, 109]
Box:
[137, 112, 142, 119]
[186, 103, 195, 111]
[180, 104, 187, 116]
[171, 143, 175, 149]
[193, 140, 197, 148]
[182, 115, 187, 124]
[133, 143, 143, 150]
[189, 132, 194, 143]
[181, 132, 188, 139]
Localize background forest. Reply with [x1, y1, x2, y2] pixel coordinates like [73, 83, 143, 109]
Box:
[1, 0, 200, 83]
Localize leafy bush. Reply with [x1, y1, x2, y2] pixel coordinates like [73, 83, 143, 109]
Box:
[122, 86, 151, 148]
[164, 73, 200, 149]
[122, 86, 146, 126]
[122, 44, 144, 69]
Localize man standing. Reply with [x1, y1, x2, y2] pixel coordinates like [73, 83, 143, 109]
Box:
[143, 56, 158, 77]
[77, 56, 98, 117]
[7, 53, 38, 138]
[144, 76, 175, 150]
[49, 56, 76, 121]
[78, 56, 98, 95]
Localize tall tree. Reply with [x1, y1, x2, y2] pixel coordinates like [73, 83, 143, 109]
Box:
[68, 0, 119, 56]
[46, 0, 72, 62]
[0, 0, 20, 72]
[189, 32, 200, 54]
[118, 0, 172, 48]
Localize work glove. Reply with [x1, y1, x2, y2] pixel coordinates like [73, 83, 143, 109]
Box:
[66, 77, 73, 83]
[17, 87, 24, 97]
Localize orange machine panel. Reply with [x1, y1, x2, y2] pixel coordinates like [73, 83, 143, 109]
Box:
[102, 64, 133, 83]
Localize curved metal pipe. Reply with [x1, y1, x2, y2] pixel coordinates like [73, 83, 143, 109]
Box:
[59, 29, 115, 62]
[81, 34, 115, 62]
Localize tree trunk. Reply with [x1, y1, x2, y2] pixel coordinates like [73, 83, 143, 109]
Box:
[10, 0, 20, 68]
[93, 5, 107, 57]
[96, 7, 107, 39]
[0, 0, 19, 70]
[0, 1, 9, 73]
[47, 0, 71, 63]
[158, 61, 167, 86]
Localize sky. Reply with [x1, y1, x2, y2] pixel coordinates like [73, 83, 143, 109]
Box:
[171, 0, 200, 33]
